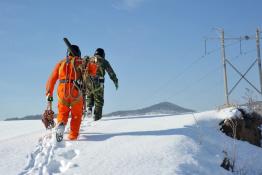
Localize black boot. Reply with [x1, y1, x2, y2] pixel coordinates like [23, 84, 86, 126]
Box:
[94, 115, 102, 121]
[94, 106, 103, 121]
[87, 107, 92, 118]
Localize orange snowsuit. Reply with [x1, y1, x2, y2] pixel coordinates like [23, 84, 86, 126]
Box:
[46, 56, 83, 139]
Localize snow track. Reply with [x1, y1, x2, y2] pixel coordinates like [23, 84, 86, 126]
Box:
[18, 118, 95, 175]
[19, 131, 80, 175]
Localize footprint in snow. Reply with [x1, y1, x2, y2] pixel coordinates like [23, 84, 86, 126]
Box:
[59, 149, 80, 160]
[19, 131, 80, 175]
[80, 118, 97, 131]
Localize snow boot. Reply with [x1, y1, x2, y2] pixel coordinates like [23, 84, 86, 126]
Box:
[56, 123, 65, 142]
[87, 107, 92, 118]
[94, 115, 102, 121]
[68, 132, 79, 141]
[94, 106, 102, 121]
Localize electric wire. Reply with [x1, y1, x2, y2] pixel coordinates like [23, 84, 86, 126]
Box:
[164, 49, 257, 104]
[136, 40, 241, 108]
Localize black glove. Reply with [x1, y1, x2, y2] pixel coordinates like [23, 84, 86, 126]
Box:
[46, 96, 53, 102]
[115, 79, 119, 90]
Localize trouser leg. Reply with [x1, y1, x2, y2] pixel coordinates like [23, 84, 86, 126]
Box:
[94, 88, 104, 121]
[69, 99, 83, 137]
[86, 93, 94, 108]
[57, 102, 70, 125]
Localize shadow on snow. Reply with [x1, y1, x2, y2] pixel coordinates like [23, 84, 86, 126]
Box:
[79, 116, 230, 174]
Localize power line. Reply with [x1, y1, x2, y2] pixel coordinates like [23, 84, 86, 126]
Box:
[219, 29, 262, 105]
[164, 49, 256, 103]
[129, 30, 259, 111]
[142, 41, 241, 101]
[131, 40, 242, 110]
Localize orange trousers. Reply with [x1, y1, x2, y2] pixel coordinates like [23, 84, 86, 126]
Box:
[56, 83, 83, 137]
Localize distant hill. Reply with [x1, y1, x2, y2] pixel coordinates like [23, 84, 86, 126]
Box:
[104, 102, 195, 117]
[4, 102, 194, 121]
[5, 114, 42, 121]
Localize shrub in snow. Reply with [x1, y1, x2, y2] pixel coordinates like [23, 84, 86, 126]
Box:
[220, 150, 234, 172]
[219, 108, 262, 147]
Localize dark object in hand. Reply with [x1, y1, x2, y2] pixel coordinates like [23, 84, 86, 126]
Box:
[42, 109, 55, 129]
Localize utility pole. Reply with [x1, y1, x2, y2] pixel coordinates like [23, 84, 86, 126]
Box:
[205, 28, 262, 107]
[220, 29, 229, 106]
[256, 28, 262, 96]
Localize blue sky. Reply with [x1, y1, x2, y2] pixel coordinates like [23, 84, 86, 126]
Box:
[0, 0, 262, 120]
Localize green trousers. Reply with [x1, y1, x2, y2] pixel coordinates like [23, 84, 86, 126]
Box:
[86, 81, 104, 120]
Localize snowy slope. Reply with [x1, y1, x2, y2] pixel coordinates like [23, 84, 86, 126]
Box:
[0, 109, 262, 175]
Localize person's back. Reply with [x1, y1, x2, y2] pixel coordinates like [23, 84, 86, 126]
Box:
[46, 45, 84, 141]
[88, 55, 117, 78]
[84, 48, 118, 121]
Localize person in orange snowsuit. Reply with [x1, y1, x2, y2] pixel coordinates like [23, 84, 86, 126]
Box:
[46, 45, 83, 140]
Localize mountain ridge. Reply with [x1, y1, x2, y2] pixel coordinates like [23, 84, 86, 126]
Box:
[104, 102, 195, 117]
[4, 102, 194, 121]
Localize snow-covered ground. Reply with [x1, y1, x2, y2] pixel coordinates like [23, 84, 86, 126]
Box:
[0, 108, 262, 175]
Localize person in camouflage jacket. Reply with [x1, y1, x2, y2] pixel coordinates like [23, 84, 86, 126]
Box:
[84, 48, 118, 121]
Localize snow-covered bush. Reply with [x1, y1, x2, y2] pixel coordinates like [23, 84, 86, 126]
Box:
[220, 107, 262, 174]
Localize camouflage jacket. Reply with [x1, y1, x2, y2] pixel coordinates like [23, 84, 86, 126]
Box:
[84, 55, 118, 85]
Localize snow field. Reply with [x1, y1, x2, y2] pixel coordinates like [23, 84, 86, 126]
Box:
[1, 109, 262, 175]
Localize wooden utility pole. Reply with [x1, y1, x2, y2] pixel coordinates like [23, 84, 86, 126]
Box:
[256, 28, 262, 96]
[220, 29, 229, 106]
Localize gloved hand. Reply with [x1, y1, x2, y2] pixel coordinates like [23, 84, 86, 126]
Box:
[115, 80, 119, 90]
[46, 95, 53, 102]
